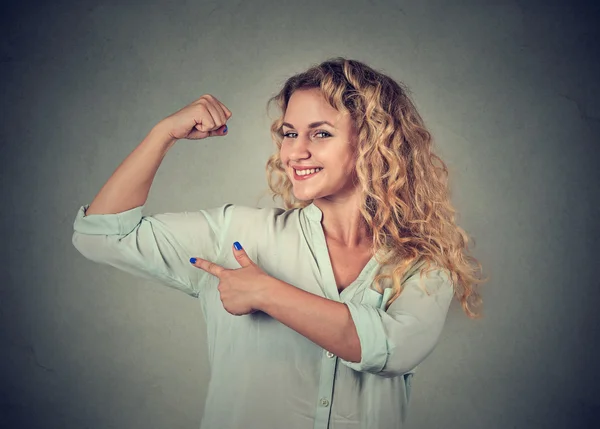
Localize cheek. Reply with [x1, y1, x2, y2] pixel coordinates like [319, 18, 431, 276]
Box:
[338, 155, 354, 170]
[278, 146, 288, 162]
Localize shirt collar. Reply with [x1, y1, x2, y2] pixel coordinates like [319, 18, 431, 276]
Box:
[302, 201, 323, 222]
[302, 201, 398, 262]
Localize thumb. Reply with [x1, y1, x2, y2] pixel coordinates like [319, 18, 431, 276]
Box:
[202, 124, 228, 137]
[232, 241, 253, 267]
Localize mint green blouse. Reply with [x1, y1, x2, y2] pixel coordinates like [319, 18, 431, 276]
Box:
[72, 201, 454, 429]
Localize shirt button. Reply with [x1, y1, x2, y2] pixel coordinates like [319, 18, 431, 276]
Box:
[326, 351, 335, 358]
[319, 398, 330, 407]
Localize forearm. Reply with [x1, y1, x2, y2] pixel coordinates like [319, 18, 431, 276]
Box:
[85, 121, 177, 215]
[258, 278, 361, 362]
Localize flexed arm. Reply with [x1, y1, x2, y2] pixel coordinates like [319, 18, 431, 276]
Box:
[85, 93, 231, 215]
[72, 94, 233, 296]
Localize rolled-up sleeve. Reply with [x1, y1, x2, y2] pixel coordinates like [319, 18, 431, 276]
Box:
[340, 267, 455, 377]
[71, 203, 234, 297]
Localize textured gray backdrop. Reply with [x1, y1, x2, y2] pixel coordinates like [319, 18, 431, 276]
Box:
[1, 0, 599, 428]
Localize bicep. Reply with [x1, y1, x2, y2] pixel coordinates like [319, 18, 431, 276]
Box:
[72, 204, 234, 297]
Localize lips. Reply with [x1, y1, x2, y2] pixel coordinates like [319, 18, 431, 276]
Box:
[292, 168, 322, 181]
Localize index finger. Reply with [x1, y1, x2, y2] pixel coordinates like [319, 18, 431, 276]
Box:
[194, 258, 225, 277]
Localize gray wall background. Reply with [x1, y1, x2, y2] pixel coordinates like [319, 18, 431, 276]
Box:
[2, 0, 599, 428]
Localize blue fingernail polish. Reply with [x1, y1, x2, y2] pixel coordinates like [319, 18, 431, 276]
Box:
[189, 258, 196, 264]
[223, 125, 228, 134]
[234, 242, 242, 250]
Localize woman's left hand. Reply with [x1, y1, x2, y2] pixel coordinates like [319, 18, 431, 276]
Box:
[190, 242, 272, 315]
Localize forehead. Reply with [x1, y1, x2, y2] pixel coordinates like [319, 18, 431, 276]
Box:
[286, 88, 332, 110]
[284, 88, 348, 125]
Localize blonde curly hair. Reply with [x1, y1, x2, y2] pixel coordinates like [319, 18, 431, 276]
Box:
[263, 57, 488, 318]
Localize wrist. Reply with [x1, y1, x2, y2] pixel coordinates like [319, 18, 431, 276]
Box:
[255, 276, 284, 313]
[150, 121, 178, 148]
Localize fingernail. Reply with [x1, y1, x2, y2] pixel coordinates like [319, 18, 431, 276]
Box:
[223, 125, 228, 134]
[233, 242, 242, 250]
[189, 258, 196, 264]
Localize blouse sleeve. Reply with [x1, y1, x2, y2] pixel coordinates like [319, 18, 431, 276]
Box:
[71, 203, 235, 298]
[339, 266, 455, 378]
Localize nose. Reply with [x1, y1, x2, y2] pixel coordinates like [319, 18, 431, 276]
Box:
[288, 134, 312, 160]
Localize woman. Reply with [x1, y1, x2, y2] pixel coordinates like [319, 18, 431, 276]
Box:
[72, 57, 486, 429]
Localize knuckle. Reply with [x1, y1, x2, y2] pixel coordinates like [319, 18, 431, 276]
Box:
[200, 120, 214, 130]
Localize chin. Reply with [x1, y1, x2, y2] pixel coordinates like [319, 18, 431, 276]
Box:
[293, 189, 319, 201]
[293, 193, 314, 202]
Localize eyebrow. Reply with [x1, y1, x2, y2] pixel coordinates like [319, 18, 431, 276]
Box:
[281, 121, 335, 130]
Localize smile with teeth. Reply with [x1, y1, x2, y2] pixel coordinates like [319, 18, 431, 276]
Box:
[294, 168, 323, 177]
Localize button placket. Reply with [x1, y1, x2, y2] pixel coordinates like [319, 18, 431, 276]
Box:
[313, 349, 338, 429]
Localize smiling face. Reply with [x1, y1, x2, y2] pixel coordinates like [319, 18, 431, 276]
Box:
[279, 88, 360, 202]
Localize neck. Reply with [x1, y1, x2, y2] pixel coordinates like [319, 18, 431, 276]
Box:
[314, 197, 372, 249]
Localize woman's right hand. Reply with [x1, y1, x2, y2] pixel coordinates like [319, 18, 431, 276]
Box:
[159, 94, 232, 141]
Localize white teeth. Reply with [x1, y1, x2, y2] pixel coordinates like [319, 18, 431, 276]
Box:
[295, 168, 322, 176]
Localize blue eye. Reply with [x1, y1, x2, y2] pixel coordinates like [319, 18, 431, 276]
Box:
[282, 131, 331, 139]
